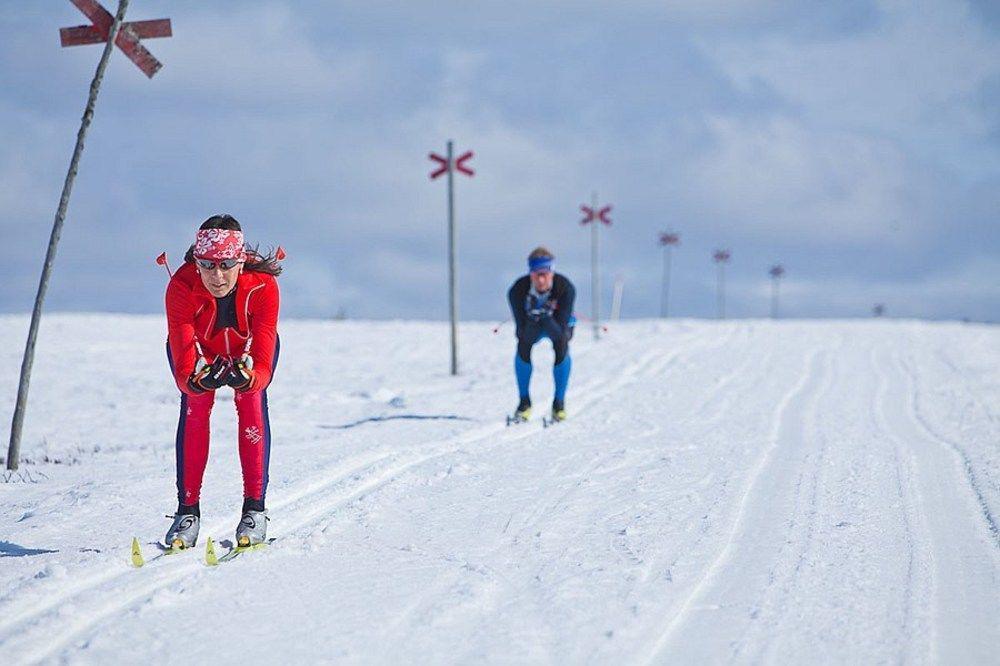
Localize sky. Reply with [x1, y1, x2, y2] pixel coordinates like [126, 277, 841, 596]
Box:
[0, 0, 998, 322]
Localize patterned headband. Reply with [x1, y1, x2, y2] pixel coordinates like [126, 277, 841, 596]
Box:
[193, 229, 247, 261]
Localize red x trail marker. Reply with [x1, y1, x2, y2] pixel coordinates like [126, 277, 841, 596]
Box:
[659, 232, 680, 246]
[454, 151, 474, 176]
[428, 150, 475, 179]
[580, 204, 612, 226]
[428, 153, 449, 180]
[60, 0, 171, 78]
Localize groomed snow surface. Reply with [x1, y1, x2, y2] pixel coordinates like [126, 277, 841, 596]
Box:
[0, 315, 998, 664]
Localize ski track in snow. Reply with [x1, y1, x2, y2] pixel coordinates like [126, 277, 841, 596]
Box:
[0, 317, 715, 663]
[372, 330, 742, 662]
[899, 350, 1000, 549]
[0, 315, 997, 664]
[640, 339, 832, 663]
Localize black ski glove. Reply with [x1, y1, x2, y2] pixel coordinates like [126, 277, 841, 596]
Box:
[225, 356, 255, 392]
[188, 357, 231, 393]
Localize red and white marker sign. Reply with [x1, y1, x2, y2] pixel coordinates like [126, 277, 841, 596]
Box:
[659, 232, 680, 246]
[428, 151, 475, 179]
[580, 204, 612, 226]
[60, 0, 172, 78]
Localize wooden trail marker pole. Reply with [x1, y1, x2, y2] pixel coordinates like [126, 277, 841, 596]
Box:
[579, 196, 612, 340]
[429, 142, 474, 376]
[7, 0, 171, 471]
[713, 249, 731, 320]
[658, 232, 680, 318]
[769, 264, 785, 319]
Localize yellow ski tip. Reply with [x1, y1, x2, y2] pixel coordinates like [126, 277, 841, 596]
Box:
[130, 537, 145, 568]
[205, 537, 218, 566]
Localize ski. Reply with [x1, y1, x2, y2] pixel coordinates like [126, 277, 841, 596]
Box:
[130, 536, 192, 568]
[542, 414, 566, 428]
[205, 536, 275, 566]
[507, 407, 532, 426]
[506, 414, 529, 426]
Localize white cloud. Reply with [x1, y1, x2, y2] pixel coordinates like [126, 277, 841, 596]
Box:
[684, 115, 934, 245]
[0, 108, 65, 224]
[701, 0, 1000, 173]
[120, 4, 381, 106]
[0, 1, 996, 322]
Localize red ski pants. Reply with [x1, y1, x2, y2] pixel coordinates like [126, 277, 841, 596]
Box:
[174, 389, 272, 505]
[167, 340, 276, 506]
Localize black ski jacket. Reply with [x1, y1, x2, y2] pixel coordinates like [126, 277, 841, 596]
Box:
[508, 273, 576, 336]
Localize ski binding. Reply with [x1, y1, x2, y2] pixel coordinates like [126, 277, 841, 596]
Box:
[205, 536, 275, 566]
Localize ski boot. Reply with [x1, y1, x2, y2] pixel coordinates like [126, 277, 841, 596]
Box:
[550, 399, 567, 423]
[236, 500, 268, 547]
[164, 507, 200, 550]
[508, 397, 531, 425]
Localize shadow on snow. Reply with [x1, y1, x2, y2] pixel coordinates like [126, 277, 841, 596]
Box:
[318, 414, 473, 430]
[0, 541, 59, 557]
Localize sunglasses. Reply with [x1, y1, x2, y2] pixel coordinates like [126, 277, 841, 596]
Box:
[195, 258, 242, 270]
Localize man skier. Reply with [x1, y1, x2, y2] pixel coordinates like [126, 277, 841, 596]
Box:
[163, 214, 282, 550]
[508, 247, 576, 423]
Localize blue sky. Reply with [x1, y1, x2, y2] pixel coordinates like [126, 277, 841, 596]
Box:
[1, 1, 997, 321]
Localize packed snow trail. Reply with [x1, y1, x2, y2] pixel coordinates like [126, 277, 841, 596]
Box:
[0, 315, 997, 664]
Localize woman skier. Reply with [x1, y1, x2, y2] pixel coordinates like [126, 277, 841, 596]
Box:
[163, 214, 281, 549]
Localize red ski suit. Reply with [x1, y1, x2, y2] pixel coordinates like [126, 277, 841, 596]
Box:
[165, 261, 279, 506]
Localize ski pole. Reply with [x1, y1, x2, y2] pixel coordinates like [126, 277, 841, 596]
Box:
[240, 335, 254, 368]
[574, 313, 609, 334]
[155, 252, 173, 278]
[156, 253, 209, 371]
[492, 317, 511, 334]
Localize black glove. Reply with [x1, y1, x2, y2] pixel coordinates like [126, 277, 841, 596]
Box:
[188, 357, 231, 393]
[225, 355, 255, 392]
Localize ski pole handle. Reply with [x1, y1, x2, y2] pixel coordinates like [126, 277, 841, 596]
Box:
[156, 252, 173, 278]
[241, 335, 254, 369]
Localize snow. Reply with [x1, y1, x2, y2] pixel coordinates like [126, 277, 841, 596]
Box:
[0, 314, 997, 664]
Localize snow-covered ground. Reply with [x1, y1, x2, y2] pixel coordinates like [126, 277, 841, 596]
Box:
[0, 314, 997, 664]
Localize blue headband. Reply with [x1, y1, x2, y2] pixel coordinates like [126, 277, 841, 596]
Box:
[528, 256, 553, 273]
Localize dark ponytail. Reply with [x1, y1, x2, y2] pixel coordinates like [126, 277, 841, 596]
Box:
[183, 214, 283, 276]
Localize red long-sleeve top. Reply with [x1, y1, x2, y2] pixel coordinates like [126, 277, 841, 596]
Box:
[165, 262, 280, 395]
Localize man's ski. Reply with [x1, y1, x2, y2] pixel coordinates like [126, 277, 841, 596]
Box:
[542, 414, 566, 428]
[205, 536, 275, 566]
[506, 413, 529, 426]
